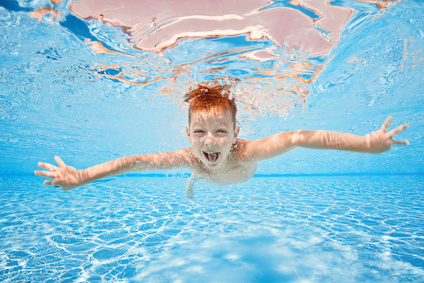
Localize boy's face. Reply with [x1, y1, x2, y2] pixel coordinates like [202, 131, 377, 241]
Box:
[186, 109, 239, 169]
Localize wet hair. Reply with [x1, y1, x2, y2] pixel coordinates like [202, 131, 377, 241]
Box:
[184, 83, 237, 127]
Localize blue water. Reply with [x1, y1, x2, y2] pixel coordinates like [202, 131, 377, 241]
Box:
[1, 0, 424, 282]
[1, 175, 424, 282]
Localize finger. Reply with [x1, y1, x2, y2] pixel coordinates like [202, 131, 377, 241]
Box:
[44, 180, 54, 186]
[34, 170, 56, 178]
[55, 156, 66, 167]
[38, 162, 58, 171]
[388, 124, 409, 137]
[381, 116, 392, 132]
[392, 139, 409, 145]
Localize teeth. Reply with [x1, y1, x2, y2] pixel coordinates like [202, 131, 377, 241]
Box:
[203, 152, 219, 162]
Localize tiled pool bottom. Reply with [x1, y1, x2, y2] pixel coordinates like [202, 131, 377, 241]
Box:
[1, 175, 423, 282]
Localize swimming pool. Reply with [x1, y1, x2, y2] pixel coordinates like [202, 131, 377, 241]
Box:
[1, 0, 423, 282]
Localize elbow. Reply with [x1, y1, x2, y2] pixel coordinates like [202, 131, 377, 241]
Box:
[290, 130, 305, 146]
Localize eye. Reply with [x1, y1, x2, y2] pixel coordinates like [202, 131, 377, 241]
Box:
[194, 130, 205, 135]
[216, 129, 228, 135]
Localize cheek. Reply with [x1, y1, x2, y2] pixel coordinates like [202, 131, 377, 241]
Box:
[191, 140, 203, 151]
[193, 137, 204, 145]
[219, 137, 233, 148]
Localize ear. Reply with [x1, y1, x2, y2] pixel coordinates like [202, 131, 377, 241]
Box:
[233, 126, 240, 143]
[186, 125, 191, 142]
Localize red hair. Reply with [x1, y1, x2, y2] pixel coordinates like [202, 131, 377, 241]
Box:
[184, 83, 237, 126]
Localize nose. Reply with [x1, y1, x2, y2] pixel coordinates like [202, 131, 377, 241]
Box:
[204, 132, 217, 147]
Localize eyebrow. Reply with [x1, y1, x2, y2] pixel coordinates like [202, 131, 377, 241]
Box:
[191, 121, 231, 128]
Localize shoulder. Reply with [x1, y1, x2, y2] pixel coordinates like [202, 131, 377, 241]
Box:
[172, 147, 194, 161]
[231, 139, 255, 161]
[231, 136, 281, 162]
[234, 132, 298, 162]
[171, 147, 201, 168]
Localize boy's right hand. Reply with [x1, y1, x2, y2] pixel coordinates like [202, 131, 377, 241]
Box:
[34, 156, 82, 191]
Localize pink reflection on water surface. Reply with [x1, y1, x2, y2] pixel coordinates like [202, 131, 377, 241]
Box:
[70, 0, 352, 56]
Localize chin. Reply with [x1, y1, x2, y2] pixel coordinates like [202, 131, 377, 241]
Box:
[206, 162, 220, 168]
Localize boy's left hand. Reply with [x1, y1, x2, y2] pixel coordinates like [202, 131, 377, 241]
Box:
[366, 116, 409, 153]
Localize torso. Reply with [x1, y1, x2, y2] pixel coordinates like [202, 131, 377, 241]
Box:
[188, 139, 257, 185]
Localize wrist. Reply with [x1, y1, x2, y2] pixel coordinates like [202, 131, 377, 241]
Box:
[77, 169, 89, 185]
[364, 134, 372, 152]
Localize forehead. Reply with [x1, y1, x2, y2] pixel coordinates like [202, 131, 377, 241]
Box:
[190, 109, 233, 126]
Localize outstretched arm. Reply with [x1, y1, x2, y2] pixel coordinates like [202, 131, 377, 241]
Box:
[34, 149, 192, 191]
[245, 116, 409, 161]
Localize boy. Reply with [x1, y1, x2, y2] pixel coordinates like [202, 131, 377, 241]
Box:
[35, 84, 409, 199]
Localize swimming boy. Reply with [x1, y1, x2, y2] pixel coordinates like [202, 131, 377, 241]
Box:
[34, 84, 409, 199]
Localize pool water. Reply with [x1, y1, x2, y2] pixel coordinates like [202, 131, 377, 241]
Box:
[1, 175, 424, 282]
[1, 0, 424, 282]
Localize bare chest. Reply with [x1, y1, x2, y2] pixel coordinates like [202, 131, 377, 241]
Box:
[194, 162, 257, 185]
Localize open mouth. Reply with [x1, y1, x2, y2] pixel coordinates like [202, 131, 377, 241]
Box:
[203, 151, 220, 163]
